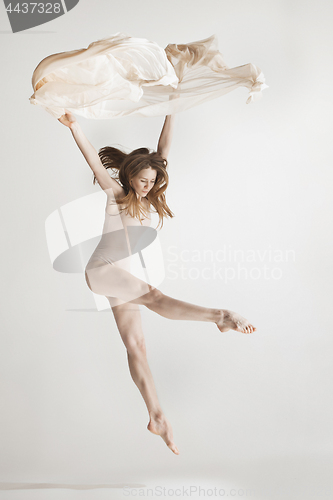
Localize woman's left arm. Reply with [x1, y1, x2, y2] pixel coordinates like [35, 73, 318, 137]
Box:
[157, 114, 177, 160]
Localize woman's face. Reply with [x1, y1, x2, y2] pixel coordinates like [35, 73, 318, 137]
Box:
[130, 167, 157, 198]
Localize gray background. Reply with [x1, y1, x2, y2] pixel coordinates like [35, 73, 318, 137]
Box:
[0, 0, 332, 499]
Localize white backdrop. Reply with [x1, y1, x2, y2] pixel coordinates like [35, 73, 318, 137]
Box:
[0, 1, 332, 499]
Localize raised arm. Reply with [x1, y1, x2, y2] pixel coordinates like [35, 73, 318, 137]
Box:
[58, 111, 125, 197]
[157, 114, 177, 160]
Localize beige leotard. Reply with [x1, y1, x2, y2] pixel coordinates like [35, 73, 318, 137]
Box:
[85, 189, 154, 303]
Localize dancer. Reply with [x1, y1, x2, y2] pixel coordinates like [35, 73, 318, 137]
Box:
[58, 109, 257, 455]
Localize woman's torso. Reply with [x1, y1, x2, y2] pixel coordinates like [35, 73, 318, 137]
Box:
[86, 191, 152, 268]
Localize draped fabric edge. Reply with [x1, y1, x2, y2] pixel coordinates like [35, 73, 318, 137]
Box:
[29, 33, 269, 120]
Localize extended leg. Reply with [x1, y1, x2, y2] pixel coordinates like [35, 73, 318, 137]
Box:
[85, 262, 256, 333]
[131, 289, 256, 334]
[132, 289, 220, 322]
[110, 300, 179, 455]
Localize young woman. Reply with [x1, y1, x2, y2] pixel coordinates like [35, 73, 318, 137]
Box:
[58, 110, 256, 456]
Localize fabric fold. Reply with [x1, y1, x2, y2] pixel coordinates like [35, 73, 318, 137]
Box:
[29, 32, 268, 119]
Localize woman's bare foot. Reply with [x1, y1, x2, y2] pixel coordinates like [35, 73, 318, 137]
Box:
[147, 411, 179, 455]
[216, 309, 256, 334]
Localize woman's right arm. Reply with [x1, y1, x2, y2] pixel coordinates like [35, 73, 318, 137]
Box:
[58, 111, 125, 197]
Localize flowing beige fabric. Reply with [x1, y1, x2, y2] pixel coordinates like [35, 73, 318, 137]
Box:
[29, 32, 268, 119]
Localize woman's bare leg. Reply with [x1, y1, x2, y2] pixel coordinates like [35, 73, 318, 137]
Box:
[131, 289, 256, 334]
[86, 263, 256, 333]
[110, 299, 179, 455]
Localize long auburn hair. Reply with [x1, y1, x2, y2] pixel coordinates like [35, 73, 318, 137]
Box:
[93, 146, 174, 229]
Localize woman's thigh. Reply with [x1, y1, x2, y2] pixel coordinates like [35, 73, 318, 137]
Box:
[110, 301, 146, 351]
[85, 261, 153, 304]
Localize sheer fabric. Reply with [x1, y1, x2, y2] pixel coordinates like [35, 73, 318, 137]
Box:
[30, 32, 268, 119]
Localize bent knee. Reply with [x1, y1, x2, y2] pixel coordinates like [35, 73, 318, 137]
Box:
[143, 287, 163, 305]
[123, 335, 146, 356]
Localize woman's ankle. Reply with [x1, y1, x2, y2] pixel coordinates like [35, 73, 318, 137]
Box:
[212, 308, 223, 324]
[148, 408, 164, 420]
